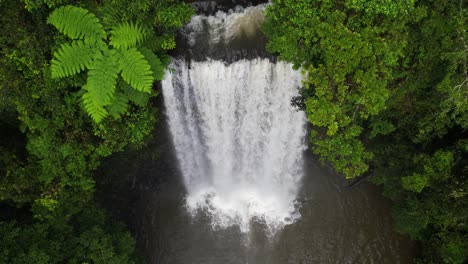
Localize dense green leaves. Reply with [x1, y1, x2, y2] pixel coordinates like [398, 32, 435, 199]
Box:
[107, 92, 130, 119]
[265, 0, 467, 262]
[51, 41, 94, 78]
[120, 80, 151, 107]
[48, 5, 106, 43]
[401, 151, 454, 193]
[265, 0, 411, 178]
[83, 50, 120, 123]
[120, 48, 154, 93]
[110, 22, 148, 50]
[139, 47, 165, 80]
[0, 207, 137, 264]
[0, 0, 192, 262]
[48, 5, 166, 123]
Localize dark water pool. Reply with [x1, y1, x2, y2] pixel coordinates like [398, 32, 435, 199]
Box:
[121, 149, 416, 264]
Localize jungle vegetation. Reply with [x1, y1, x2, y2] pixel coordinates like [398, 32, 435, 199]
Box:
[0, 0, 193, 262]
[264, 0, 467, 263]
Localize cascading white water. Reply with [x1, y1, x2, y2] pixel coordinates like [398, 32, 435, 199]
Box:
[161, 5, 307, 235]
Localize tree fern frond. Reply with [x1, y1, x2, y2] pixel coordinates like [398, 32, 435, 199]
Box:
[48, 5, 106, 42]
[100, 4, 124, 30]
[107, 92, 129, 118]
[119, 80, 150, 106]
[51, 40, 95, 78]
[82, 86, 108, 123]
[110, 22, 148, 50]
[142, 34, 175, 52]
[119, 48, 154, 93]
[139, 47, 165, 81]
[141, 35, 161, 52]
[84, 50, 120, 122]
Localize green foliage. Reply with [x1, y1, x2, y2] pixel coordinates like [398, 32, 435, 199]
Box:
[22, 0, 67, 11]
[48, 5, 106, 43]
[265, 0, 468, 262]
[0, 206, 137, 264]
[107, 92, 130, 119]
[1, 0, 192, 262]
[139, 47, 165, 80]
[119, 48, 154, 93]
[155, 2, 195, 29]
[264, 0, 413, 178]
[110, 22, 148, 50]
[401, 151, 454, 193]
[100, 0, 194, 51]
[51, 41, 95, 78]
[48, 5, 162, 123]
[82, 50, 120, 122]
[120, 80, 151, 107]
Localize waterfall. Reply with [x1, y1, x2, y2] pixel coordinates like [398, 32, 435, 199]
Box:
[161, 5, 307, 234]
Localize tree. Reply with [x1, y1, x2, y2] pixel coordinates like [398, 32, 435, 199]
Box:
[263, 0, 416, 178]
[264, 0, 467, 262]
[0, 0, 193, 262]
[48, 5, 165, 123]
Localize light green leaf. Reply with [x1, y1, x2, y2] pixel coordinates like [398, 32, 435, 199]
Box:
[51, 40, 95, 78]
[48, 5, 106, 42]
[139, 47, 165, 80]
[119, 48, 154, 93]
[82, 50, 120, 123]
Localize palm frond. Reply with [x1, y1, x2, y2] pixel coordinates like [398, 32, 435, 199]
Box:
[110, 22, 148, 50]
[139, 47, 165, 81]
[51, 40, 95, 78]
[119, 48, 154, 93]
[48, 5, 106, 43]
[83, 50, 120, 122]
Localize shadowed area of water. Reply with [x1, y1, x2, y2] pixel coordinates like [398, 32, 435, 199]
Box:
[118, 148, 416, 264]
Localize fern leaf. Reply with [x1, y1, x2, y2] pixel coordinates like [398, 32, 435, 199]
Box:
[51, 40, 95, 78]
[139, 47, 165, 81]
[107, 92, 129, 118]
[119, 80, 150, 106]
[82, 89, 108, 123]
[100, 4, 124, 30]
[48, 5, 106, 43]
[110, 22, 148, 50]
[119, 48, 154, 93]
[83, 50, 120, 122]
[142, 34, 175, 52]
